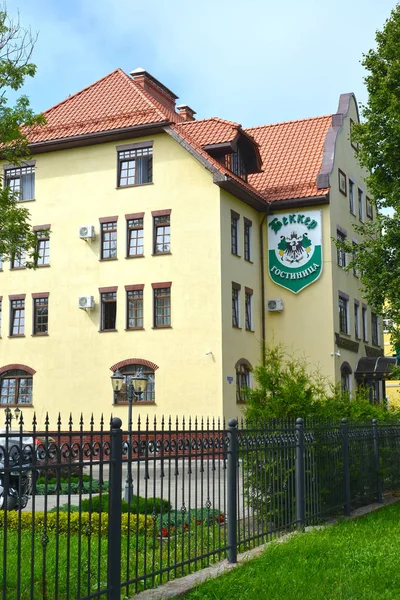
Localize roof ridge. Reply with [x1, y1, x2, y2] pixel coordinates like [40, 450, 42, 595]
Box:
[177, 116, 241, 128]
[246, 114, 332, 131]
[43, 68, 125, 116]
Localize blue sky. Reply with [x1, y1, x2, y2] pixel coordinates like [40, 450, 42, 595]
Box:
[9, 0, 398, 128]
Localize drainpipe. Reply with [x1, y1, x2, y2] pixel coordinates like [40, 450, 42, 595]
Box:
[260, 208, 270, 366]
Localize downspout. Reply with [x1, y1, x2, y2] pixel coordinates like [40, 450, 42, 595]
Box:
[260, 207, 270, 366]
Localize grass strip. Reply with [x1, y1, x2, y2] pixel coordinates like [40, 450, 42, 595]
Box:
[185, 502, 400, 600]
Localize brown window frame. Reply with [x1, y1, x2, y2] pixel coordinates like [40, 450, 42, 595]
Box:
[236, 360, 252, 404]
[33, 296, 49, 335]
[100, 291, 117, 331]
[337, 230, 346, 268]
[232, 282, 241, 328]
[127, 217, 144, 257]
[10, 298, 25, 336]
[4, 164, 35, 201]
[126, 287, 144, 329]
[100, 221, 117, 260]
[153, 214, 171, 255]
[0, 369, 33, 406]
[117, 144, 153, 188]
[348, 179, 355, 215]
[244, 218, 252, 261]
[338, 294, 349, 335]
[114, 364, 155, 404]
[231, 211, 239, 256]
[245, 288, 253, 331]
[35, 232, 50, 267]
[10, 246, 26, 270]
[153, 284, 171, 328]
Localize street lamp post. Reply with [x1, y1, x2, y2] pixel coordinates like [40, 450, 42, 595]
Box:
[110, 369, 148, 503]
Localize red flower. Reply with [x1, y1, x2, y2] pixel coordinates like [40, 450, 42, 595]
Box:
[161, 528, 169, 537]
[217, 514, 225, 523]
[196, 520, 202, 525]
[184, 524, 189, 530]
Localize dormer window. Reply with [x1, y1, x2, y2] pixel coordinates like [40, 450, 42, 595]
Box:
[225, 147, 247, 181]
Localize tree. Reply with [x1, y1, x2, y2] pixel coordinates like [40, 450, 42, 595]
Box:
[0, 5, 45, 266]
[345, 5, 400, 353]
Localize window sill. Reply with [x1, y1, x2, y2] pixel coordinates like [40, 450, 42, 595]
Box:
[339, 331, 351, 337]
[231, 253, 241, 259]
[32, 333, 49, 337]
[99, 258, 118, 262]
[116, 182, 153, 190]
[245, 328, 255, 333]
[151, 252, 172, 257]
[350, 211, 356, 217]
[99, 329, 118, 333]
[125, 255, 145, 259]
[115, 401, 156, 406]
[232, 326, 242, 330]
[125, 327, 144, 331]
[8, 335, 25, 338]
[36, 264, 51, 268]
[244, 258, 253, 264]
[17, 198, 36, 203]
[152, 325, 172, 329]
[363, 339, 369, 343]
[10, 267, 26, 271]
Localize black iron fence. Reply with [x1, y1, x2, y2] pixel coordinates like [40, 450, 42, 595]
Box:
[0, 414, 399, 599]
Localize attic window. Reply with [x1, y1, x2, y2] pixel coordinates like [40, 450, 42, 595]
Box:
[225, 147, 247, 181]
[117, 142, 153, 187]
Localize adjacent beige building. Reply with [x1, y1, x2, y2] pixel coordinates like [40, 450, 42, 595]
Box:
[0, 68, 386, 425]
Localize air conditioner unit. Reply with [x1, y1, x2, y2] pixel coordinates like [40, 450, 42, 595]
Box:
[267, 299, 284, 312]
[78, 296, 95, 310]
[79, 225, 95, 239]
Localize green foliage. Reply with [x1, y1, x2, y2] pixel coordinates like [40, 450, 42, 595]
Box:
[0, 510, 153, 536]
[244, 343, 400, 422]
[157, 508, 224, 530]
[35, 479, 109, 496]
[80, 493, 171, 515]
[0, 6, 46, 264]
[336, 6, 400, 344]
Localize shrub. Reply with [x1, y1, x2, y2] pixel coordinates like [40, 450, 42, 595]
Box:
[157, 508, 224, 529]
[0, 511, 153, 536]
[35, 480, 109, 495]
[81, 493, 171, 515]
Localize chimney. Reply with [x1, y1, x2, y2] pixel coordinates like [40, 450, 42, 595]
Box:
[130, 67, 178, 113]
[176, 105, 196, 122]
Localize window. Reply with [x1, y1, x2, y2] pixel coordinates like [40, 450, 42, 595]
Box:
[153, 214, 170, 254]
[245, 288, 253, 331]
[362, 306, 368, 342]
[371, 313, 379, 345]
[0, 369, 33, 405]
[349, 180, 355, 214]
[117, 145, 153, 187]
[337, 230, 346, 268]
[127, 216, 144, 257]
[153, 284, 171, 328]
[33, 296, 48, 335]
[113, 363, 155, 404]
[340, 362, 352, 393]
[11, 247, 26, 269]
[10, 297, 25, 336]
[366, 196, 373, 219]
[354, 302, 360, 339]
[358, 188, 364, 222]
[231, 211, 239, 255]
[232, 282, 240, 328]
[100, 291, 117, 331]
[126, 287, 143, 329]
[100, 221, 117, 260]
[0, 256, 3, 270]
[338, 295, 348, 334]
[352, 241, 358, 277]
[236, 359, 252, 403]
[4, 165, 35, 201]
[244, 218, 252, 261]
[36, 232, 50, 266]
[225, 148, 247, 181]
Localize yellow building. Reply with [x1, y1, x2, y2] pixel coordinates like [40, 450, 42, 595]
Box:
[383, 324, 400, 407]
[0, 68, 388, 425]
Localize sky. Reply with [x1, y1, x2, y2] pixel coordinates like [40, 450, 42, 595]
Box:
[8, 0, 399, 128]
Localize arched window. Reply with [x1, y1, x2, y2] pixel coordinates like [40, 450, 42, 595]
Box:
[235, 359, 252, 404]
[110, 359, 158, 404]
[0, 365, 35, 405]
[340, 362, 352, 393]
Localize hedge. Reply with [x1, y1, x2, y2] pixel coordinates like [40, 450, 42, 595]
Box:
[81, 493, 171, 515]
[0, 511, 153, 536]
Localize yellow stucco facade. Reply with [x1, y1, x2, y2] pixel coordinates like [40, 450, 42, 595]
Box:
[0, 85, 384, 426]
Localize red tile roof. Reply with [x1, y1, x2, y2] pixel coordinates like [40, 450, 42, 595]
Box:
[175, 117, 241, 147]
[26, 69, 182, 144]
[246, 116, 332, 202]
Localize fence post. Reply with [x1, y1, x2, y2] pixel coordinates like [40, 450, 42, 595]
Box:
[107, 417, 123, 600]
[227, 418, 238, 563]
[372, 419, 383, 504]
[341, 418, 351, 517]
[295, 418, 305, 530]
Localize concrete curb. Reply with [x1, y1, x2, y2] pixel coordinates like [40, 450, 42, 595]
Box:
[131, 494, 400, 599]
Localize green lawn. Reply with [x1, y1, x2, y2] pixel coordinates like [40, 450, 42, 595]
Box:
[185, 501, 400, 600]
